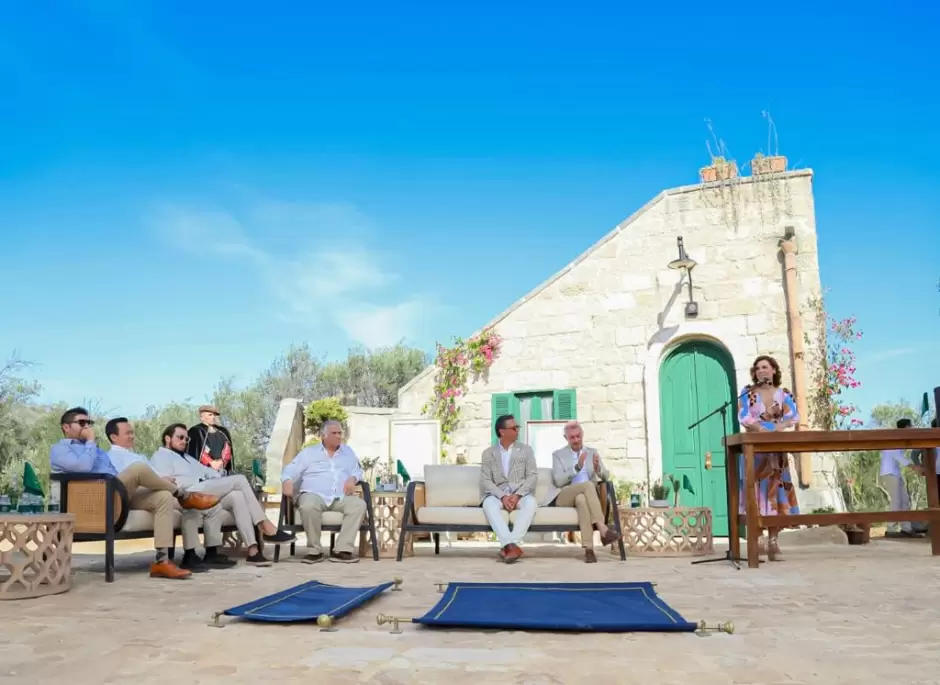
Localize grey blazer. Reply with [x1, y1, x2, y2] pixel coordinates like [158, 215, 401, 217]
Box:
[546, 446, 610, 504]
[480, 442, 538, 502]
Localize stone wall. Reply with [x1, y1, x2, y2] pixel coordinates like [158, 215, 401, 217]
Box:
[398, 171, 827, 489]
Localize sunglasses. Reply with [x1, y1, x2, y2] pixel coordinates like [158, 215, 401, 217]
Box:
[71, 419, 95, 427]
[505, 425, 519, 432]
[174, 435, 190, 442]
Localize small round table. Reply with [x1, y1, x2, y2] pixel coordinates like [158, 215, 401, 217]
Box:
[0, 513, 75, 600]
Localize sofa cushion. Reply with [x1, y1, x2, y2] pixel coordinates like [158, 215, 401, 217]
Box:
[517, 507, 579, 526]
[416, 506, 508, 526]
[534, 468, 555, 504]
[121, 509, 237, 533]
[289, 509, 348, 527]
[424, 465, 483, 507]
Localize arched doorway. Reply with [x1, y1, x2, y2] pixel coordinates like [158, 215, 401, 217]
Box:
[659, 340, 738, 536]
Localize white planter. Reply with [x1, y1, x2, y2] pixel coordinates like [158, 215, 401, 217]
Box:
[649, 499, 670, 508]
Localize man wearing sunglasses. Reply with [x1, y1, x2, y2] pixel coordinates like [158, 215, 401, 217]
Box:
[152, 423, 296, 567]
[50, 407, 220, 580]
[106, 416, 234, 573]
[479, 414, 539, 563]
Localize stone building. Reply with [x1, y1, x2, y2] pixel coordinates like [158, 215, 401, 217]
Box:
[394, 170, 842, 534]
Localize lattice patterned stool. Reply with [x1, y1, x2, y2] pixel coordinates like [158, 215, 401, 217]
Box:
[614, 507, 714, 557]
[361, 491, 413, 559]
[0, 513, 74, 600]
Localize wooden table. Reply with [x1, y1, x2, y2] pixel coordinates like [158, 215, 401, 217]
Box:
[724, 429, 940, 568]
[0, 513, 75, 599]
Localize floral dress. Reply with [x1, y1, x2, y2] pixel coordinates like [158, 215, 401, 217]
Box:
[737, 385, 800, 517]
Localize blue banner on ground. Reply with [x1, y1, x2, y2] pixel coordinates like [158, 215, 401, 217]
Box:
[415, 581, 698, 632]
[224, 580, 394, 623]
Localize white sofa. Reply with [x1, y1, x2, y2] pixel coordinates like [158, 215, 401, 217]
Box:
[396, 464, 625, 561]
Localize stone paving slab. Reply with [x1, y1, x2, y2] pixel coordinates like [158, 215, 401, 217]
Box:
[3, 539, 939, 684]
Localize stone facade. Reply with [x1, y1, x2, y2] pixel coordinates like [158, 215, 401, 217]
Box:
[397, 171, 839, 503]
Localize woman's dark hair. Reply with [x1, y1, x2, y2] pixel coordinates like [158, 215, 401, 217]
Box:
[749, 355, 782, 387]
[161, 423, 188, 447]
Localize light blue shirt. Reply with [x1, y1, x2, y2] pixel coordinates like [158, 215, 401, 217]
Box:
[281, 443, 363, 505]
[50, 439, 117, 476]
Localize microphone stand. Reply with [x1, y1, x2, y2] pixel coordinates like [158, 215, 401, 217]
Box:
[687, 394, 759, 569]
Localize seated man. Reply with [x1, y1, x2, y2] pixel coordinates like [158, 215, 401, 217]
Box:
[151, 423, 295, 567]
[549, 421, 621, 563]
[281, 420, 367, 564]
[479, 414, 538, 563]
[50, 406, 219, 580]
[106, 416, 233, 573]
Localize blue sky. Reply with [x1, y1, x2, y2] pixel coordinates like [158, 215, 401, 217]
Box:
[1, 1, 937, 419]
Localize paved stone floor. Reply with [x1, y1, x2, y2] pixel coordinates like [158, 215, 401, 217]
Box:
[3, 536, 939, 685]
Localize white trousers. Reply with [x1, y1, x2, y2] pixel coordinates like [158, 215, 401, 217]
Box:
[188, 474, 265, 546]
[482, 494, 537, 547]
[880, 474, 912, 533]
[176, 502, 225, 550]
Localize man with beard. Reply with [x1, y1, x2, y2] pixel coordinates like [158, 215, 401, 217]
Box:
[152, 423, 295, 566]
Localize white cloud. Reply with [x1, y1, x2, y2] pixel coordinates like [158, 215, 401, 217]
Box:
[337, 299, 430, 349]
[864, 347, 917, 364]
[148, 199, 430, 346]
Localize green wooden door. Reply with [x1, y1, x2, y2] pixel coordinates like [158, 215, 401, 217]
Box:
[659, 341, 737, 536]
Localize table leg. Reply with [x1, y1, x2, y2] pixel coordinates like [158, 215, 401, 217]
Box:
[727, 448, 741, 560]
[743, 444, 760, 568]
[924, 445, 940, 556]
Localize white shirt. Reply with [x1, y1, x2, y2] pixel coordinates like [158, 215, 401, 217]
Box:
[281, 443, 363, 505]
[879, 449, 911, 478]
[570, 448, 590, 485]
[108, 445, 150, 473]
[497, 443, 513, 478]
[150, 447, 221, 490]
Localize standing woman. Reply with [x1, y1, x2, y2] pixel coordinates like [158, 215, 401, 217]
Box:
[738, 355, 799, 560]
[188, 404, 235, 476]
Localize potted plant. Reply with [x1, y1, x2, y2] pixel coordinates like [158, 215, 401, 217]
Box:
[360, 456, 382, 488]
[840, 523, 871, 545]
[649, 479, 670, 508]
[750, 152, 787, 175]
[699, 156, 739, 183]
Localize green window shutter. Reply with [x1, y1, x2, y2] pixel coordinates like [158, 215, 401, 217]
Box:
[491, 393, 517, 441]
[528, 395, 543, 421]
[552, 388, 577, 420]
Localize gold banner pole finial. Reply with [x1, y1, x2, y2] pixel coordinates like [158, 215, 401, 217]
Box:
[207, 612, 224, 628]
[376, 613, 413, 634]
[392, 577, 404, 592]
[696, 620, 734, 636]
[317, 614, 337, 632]
[434, 581, 447, 593]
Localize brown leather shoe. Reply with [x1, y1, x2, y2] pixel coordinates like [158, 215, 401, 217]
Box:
[584, 549, 598, 563]
[600, 529, 622, 546]
[149, 560, 192, 579]
[179, 492, 220, 510]
[503, 543, 523, 563]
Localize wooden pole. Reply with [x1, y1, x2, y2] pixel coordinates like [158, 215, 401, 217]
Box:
[779, 237, 812, 486]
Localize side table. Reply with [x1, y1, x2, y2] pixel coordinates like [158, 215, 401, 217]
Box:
[360, 491, 412, 559]
[612, 506, 714, 557]
[1, 513, 75, 600]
